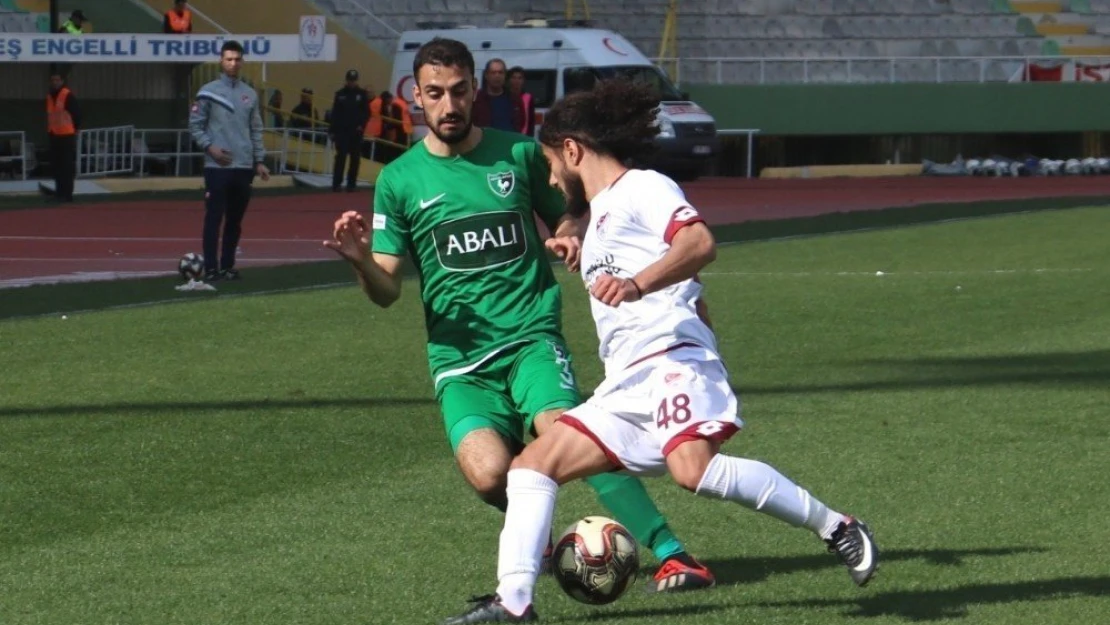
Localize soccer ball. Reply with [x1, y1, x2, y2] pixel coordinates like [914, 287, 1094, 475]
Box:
[178, 252, 204, 281]
[551, 516, 639, 605]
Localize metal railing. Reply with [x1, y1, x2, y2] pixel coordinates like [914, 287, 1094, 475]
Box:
[273, 127, 410, 179]
[718, 128, 761, 179]
[77, 126, 135, 178]
[64, 126, 404, 181]
[0, 131, 29, 181]
[77, 128, 287, 178]
[275, 128, 334, 177]
[653, 55, 1110, 85]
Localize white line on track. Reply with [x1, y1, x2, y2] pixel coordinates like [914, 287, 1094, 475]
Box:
[0, 257, 329, 263]
[699, 268, 1095, 277]
[0, 236, 321, 243]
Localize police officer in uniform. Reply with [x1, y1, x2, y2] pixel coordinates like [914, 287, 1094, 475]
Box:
[328, 69, 369, 192]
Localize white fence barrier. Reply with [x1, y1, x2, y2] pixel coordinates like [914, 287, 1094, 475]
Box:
[77, 125, 135, 178]
[30, 126, 398, 182]
[655, 55, 1110, 86]
[276, 128, 335, 177]
[0, 131, 30, 181]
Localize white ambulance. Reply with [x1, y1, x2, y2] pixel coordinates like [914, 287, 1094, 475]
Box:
[389, 20, 719, 180]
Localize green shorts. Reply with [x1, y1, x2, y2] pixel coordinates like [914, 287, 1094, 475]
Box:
[438, 335, 582, 453]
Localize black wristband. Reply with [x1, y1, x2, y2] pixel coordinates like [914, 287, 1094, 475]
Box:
[629, 278, 644, 299]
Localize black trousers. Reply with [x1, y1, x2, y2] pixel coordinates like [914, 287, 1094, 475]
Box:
[49, 134, 76, 201]
[332, 133, 361, 190]
[202, 168, 255, 272]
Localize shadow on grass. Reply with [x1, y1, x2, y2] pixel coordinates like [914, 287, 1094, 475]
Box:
[692, 546, 1048, 587]
[0, 396, 434, 418]
[757, 575, 1109, 621]
[738, 349, 1110, 395]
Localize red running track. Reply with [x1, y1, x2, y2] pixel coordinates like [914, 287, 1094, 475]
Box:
[2, 176, 1108, 288]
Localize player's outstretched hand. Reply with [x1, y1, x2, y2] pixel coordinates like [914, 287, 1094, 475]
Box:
[590, 274, 642, 307]
[545, 236, 582, 272]
[324, 210, 371, 264]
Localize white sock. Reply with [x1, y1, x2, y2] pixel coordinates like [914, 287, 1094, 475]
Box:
[695, 454, 846, 539]
[495, 468, 558, 615]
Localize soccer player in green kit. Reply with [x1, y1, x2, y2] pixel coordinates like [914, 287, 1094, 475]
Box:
[324, 37, 714, 592]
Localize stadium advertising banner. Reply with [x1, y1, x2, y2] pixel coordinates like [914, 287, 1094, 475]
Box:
[1019, 60, 1110, 82]
[0, 33, 338, 63]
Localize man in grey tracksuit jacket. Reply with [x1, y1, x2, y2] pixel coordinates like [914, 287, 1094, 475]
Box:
[188, 40, 270, 281]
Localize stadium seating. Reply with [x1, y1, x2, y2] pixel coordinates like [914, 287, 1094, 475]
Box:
[0, 0, 159, 33]
[0, 0, 49, 32]
[313, 0, 1110, 84]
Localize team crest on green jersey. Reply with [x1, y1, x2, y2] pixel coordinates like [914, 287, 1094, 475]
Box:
[487, 171, 515, 198]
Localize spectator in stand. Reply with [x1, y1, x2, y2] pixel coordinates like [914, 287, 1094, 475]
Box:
[268, 90, 285, 128]
[163, 1, 193, 34]
[46, 72, 80, 202]
[289, 88, 320, 130]
[507, 66, 535, 137]
[58, 10, 87, 34]
[472, 58, 525, 133]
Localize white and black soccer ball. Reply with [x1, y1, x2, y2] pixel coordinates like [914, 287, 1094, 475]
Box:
[178, 252, 204, 281]
[551, 516, 639, 605]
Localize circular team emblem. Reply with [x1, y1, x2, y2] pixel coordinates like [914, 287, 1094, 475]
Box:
[595, 212, 609, 240]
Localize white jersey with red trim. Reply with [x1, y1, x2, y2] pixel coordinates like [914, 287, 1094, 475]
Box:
[580, 169, 719, 379]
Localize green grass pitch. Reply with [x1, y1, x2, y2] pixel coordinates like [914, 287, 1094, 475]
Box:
[2, 205, 1108, 624]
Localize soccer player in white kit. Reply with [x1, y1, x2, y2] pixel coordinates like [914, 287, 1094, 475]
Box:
[441, 79, 880, 625]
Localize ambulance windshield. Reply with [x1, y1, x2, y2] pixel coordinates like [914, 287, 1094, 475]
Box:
[563, 65, 685, 100]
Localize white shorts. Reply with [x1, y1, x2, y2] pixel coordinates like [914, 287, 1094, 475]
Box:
[559, 349, 743, 477]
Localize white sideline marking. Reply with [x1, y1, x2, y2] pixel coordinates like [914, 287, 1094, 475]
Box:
[0, 271, 172, 288]
[5, 282, 353, 319]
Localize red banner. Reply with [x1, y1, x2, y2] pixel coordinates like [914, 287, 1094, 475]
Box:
[1020, 61, 1110, 82]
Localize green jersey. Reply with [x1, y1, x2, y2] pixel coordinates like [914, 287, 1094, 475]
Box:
[370, 128, 568, 388]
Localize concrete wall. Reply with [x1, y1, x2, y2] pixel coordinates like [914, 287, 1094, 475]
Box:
[686, 83, 1110, 135]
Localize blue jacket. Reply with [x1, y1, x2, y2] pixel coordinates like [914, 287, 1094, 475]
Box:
[188, 74, 265, 170]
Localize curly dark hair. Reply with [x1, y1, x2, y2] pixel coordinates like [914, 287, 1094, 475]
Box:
[413, 37, 475, 84]
[538, 78, 660, 163]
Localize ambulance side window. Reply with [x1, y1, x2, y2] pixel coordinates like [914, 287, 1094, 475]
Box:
[524, 70, 557, 107]
[563, 67, 597, 95]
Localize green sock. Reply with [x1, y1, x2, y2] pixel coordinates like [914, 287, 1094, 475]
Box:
[585, 473, 685, 562]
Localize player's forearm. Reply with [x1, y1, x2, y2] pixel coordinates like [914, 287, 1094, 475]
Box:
[633, 226, 716, 296]
[552, 213, 586, 240]
[353, 256, 401, 307]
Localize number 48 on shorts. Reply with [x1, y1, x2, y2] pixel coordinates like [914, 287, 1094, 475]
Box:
[649, 360, 744, 454]
[657, 394, 729, 435]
